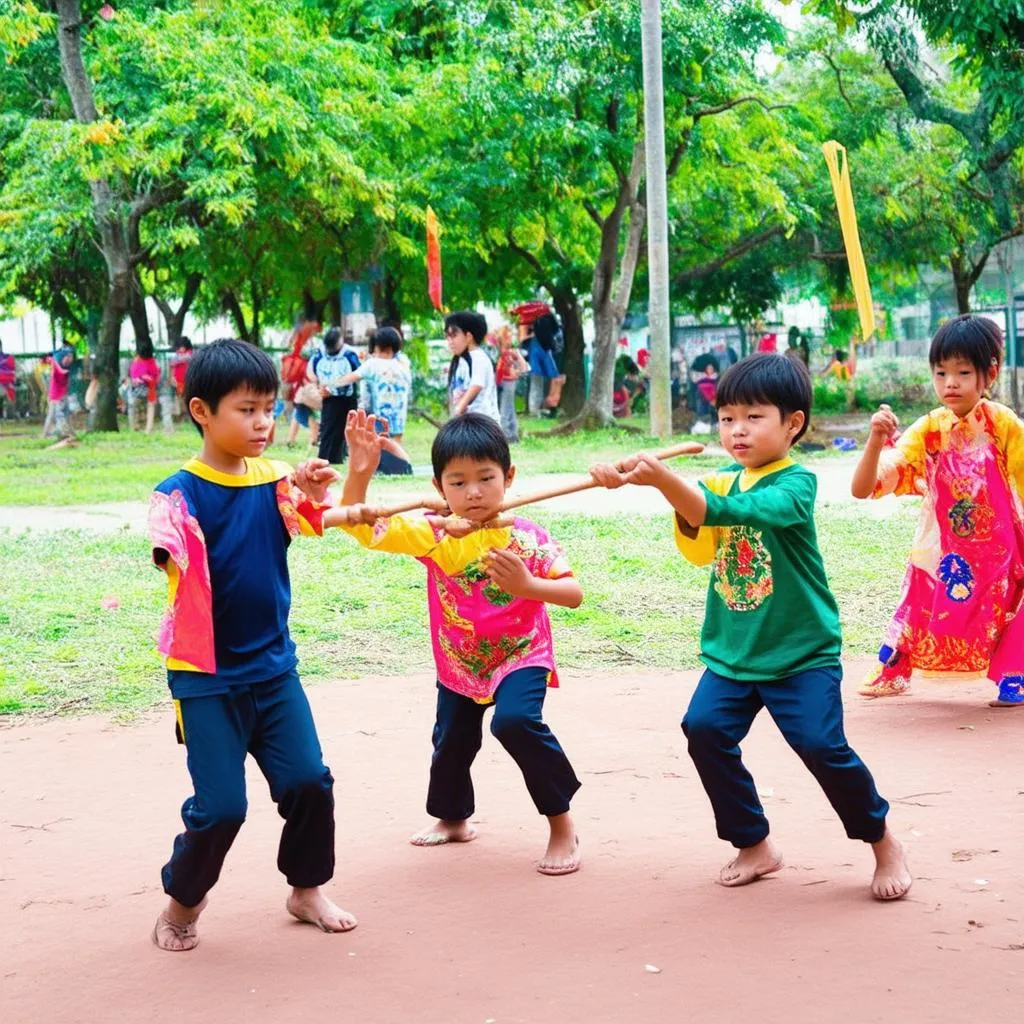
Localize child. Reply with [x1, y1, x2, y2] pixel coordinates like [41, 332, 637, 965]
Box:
[851, 314, 1024, 707]
[148, 338, 356, 951]
[169, 337, 193, 420]
[322, 410, 583, 875]
[334, 326, 414, 475]
[310, 326, 361, 464]
[494, 325, 529, 443]
[129, 350, 161, 433]
[446, 311, 500, 423]
[591, 353, 912, 900]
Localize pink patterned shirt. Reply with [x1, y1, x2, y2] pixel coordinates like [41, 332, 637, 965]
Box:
[341, 516, 572, 702]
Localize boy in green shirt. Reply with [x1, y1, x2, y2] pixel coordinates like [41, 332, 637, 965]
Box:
[591, 353, 912, 901]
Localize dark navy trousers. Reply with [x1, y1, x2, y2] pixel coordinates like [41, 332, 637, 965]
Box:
[427, 666, 581, 820]
[682, 665, 889, 849]
[163, 669, 335, 908]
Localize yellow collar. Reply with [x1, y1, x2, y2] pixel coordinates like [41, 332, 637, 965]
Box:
[738, 456, 795, 492]
[182, 456, 290, 487]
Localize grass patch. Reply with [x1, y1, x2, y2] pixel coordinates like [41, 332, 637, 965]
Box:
[0, 416, 733, 505]
[0, 504, 916, 717]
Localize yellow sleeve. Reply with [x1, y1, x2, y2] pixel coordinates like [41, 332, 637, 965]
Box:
[672, 471, 733, 566]
[873, 413, 929, 498]
[339, 514, 439, 557]
[991, 404, 1024, 496]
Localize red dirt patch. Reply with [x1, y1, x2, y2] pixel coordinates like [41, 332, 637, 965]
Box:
[2, 664, 1021, 1023]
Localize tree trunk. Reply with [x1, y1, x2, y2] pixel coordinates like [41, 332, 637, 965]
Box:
[372, 269, 401, 326]
[222, 289, 250, 341]
[250, 280, 262, 347]
[93, 272, 131, 431]
[552, 286, 585, 417]
[327, 290, 342, 327]
[569, 142, 647, 430]
[128, 281, 153, 357]
[155, 273, 202, 346]
[302, 288, 330, 324]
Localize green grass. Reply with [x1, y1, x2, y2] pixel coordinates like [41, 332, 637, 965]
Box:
[0, 504, 917, 717]
[0, 411, 872, 506]
[0, 416, 731, 505]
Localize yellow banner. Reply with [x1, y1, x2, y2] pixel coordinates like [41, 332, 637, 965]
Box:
[822, 141, 875, 343]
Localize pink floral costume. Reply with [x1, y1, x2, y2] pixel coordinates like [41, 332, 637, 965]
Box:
[339, 515, 572, 702]
[863, 400, 1024, 704]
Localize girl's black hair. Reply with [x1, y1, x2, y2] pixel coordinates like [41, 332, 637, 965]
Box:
[929, 314, 1003, 375]
[184, 339, 278, 435]
[373, 326, 403, 354]
[431, 413, 511, 479]
[444, 311, 487, 387]
[715, 353, 812, 442]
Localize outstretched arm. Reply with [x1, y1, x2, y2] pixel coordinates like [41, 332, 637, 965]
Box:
[851, 405, 899, 498]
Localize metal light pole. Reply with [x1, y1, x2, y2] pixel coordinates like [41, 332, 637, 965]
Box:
[641, 0, 672, 439]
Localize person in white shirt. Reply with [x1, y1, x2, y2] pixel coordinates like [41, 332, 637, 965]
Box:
[445, 311, 499, 424]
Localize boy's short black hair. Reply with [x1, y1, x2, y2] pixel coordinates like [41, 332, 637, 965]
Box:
[184, 339, 278, 435]
[323, 326, 342, 353]
[715, 353, 812, 443]
[177, 336, 193, 351]
[431, 413, 511, 479]
[444, 311, 488, 344]
[929, 313, 1003, 375]
[373, 326, 403, 354]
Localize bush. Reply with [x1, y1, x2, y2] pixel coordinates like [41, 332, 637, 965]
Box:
[812, 360, 932, 416]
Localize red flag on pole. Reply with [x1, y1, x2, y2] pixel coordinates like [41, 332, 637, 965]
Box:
[426, 206, 443, 312]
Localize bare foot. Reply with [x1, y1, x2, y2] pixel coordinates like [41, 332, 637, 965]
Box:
[286, 887, 358, 933]
[410, 818, 478, 847]
[871, 830, 913, 901]
[152, 896, 207, 952]
[718, 839, 784, 887]
[537, 812, 581, 876]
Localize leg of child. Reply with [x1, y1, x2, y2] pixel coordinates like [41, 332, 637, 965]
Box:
[412, 683, 486, 846]
[249, 670, 356, 933]
[155, 692, 251, 951]
[986, 603, 1024, 708]
[488, 667, 582, 875]
[682, 670, 784, 886]
[761, 665, 912, 900]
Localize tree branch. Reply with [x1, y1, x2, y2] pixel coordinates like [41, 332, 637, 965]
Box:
[882, 55, 979, 143]
[506, 233, 556, 293]
[823, 53, 854, 112]
[674, 225, 785, 285]
[583, 200, 606, 229]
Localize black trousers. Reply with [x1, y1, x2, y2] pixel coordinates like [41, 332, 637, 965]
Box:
[426, 667, 581, 820]
[162, 670, 335, 908]
[318, 394, 358, 464]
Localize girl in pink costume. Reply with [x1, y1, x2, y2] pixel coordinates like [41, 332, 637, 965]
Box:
[851, 315, 1024, 707]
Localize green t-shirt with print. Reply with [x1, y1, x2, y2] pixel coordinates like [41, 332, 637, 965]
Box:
[675, 458, 842, 682]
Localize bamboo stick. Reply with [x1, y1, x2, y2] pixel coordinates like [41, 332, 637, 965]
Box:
[368, 440, 705, 519]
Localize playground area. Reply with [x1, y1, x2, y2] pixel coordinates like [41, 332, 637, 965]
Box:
[3, 668, 1021, 1024]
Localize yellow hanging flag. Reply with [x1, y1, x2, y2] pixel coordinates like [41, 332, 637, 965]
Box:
[822, 141, 875, 343]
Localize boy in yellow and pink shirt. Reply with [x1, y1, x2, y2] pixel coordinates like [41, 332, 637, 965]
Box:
[321, 411, 584, 875]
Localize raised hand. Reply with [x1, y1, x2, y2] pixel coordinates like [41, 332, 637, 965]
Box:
[869, 404, 900, 443]
[344, 410, 386, 477]
[294, 458, 341, 503]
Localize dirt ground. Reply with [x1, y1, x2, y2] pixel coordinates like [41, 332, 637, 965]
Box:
[2, 663, 1021, 1024]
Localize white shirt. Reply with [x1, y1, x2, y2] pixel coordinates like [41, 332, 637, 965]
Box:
[449, 348, 500, 423]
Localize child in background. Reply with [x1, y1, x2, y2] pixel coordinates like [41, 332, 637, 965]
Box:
[169, 338, 193, 420]
[591, 354, 912, 900]
[322, 411, 584, 875]
[334, 326, 413, 475]
[446, 312, 500, 423]
[851, 314, 1024, 707]
[310, 327, 362, 464]
[129, 351, 161, 433]
[148, 339, 355, 951]
[494, 325, 529, 443]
